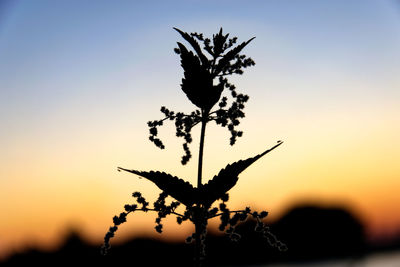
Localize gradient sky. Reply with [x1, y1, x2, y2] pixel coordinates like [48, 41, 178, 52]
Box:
[1, 0, 400, 259]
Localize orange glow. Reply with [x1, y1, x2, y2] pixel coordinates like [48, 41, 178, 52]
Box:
[1, 105, 400, 259]
[1, 1, 400, 261]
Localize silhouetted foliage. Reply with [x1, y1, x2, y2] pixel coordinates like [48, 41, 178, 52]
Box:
[148, 28, 254, 164]
[4, 204, 390, 267]
[117, 141, 282, 207]
[272, 205, 366, 260]
[103, 27, 285, 266]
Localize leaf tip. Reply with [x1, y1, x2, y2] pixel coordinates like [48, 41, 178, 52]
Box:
[173, 27, 184, 35]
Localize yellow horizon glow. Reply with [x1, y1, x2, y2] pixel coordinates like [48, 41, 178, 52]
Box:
[1, 96, 399, 260]
[1, 1, 400, 261]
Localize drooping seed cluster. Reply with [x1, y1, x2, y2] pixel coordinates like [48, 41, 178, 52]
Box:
[153, 192, 181, 233]
[148, 107, 201, 164]
[148, 28, 255, 165]
[103, 28, 286, 266]
[101, 191, 149, 255]
[102, 191, 287, 258]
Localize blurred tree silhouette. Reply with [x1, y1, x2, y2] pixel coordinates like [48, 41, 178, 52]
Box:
[102, 27, 285, 266]
[3, 204, 372, 266]
[272, 205, 366, 260]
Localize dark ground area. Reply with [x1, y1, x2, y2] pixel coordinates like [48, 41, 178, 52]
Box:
[2, 204, 399, 267]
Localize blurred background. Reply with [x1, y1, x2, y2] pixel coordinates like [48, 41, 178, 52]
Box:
[0, 0, 399, 266]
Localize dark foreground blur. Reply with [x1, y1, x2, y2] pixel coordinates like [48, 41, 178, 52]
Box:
[2, 204, 400, 267]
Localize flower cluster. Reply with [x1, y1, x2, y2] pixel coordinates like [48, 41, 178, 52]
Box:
[101, 191, 147, 255]
[211, 198, 287, 251]
[102, 191, 287, 259]
[148, 107, 201, 164]
[148, 28, 255, 165]
[101, 191, 185, 255]
[153, 192, 181, 233]
[103, 28, 286, 266]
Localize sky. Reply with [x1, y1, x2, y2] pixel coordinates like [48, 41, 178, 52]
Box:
[0, 0, 400, 260]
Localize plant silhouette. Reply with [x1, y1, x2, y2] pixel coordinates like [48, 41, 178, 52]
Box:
[102, 27, 286, 266]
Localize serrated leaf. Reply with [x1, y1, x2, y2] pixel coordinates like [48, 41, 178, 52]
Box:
[177, 42, 200, 69]
[177, 42, 221, 110]
[174, 27, 209, 67]
[199, 141, 283, 205]
[214, 37, 255, 75]
[212, 27, 229, 57]
[118, 141, 282, 207]
[117, 168, 199, 206]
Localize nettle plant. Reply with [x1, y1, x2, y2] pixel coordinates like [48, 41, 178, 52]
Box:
[101, 28, 287, 266]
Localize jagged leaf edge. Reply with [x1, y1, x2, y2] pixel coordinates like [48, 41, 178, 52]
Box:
[117, 167, 198, 206]
[174, 27, 210, 67]
[214, 37, 255, 75]
[200, 141, 283, 205]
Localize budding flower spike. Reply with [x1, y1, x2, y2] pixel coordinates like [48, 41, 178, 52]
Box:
[148, 28, 255, 165]
[102, 28, 286, 266]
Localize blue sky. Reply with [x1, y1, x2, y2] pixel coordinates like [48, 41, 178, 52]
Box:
[0, 0, 399, 259]
[1, 0, 399, 124]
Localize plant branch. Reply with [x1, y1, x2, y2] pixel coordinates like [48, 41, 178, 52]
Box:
[135, 208, 184, 217]
[197, 112, 208, 188]
[207, 209, 254, 219]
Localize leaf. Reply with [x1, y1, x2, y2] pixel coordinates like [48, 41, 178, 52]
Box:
[199, 141, 283, 205]
[118, 141, 283, 207]
[117, 168, 199, 206]
[212, 27, 229, 57]
[177, 42, 200, 70]
[214, 37, 255, 75]
[174, 27, 209, 67]
[177, 42, 222, 110]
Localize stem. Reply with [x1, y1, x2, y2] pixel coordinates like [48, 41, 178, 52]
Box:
[194, 220, 202, 267]
[195, 111, 208, 267]
[197, 112, 207, 188]
[193, 206, 207, 267]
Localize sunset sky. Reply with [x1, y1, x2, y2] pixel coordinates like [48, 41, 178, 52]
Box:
[1, 0, 399, 260]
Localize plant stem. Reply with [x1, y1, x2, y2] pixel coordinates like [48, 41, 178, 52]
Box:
[195, 111, 208, 267]
[197, 113, 207, 188]
[194, 219, 202, 267]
